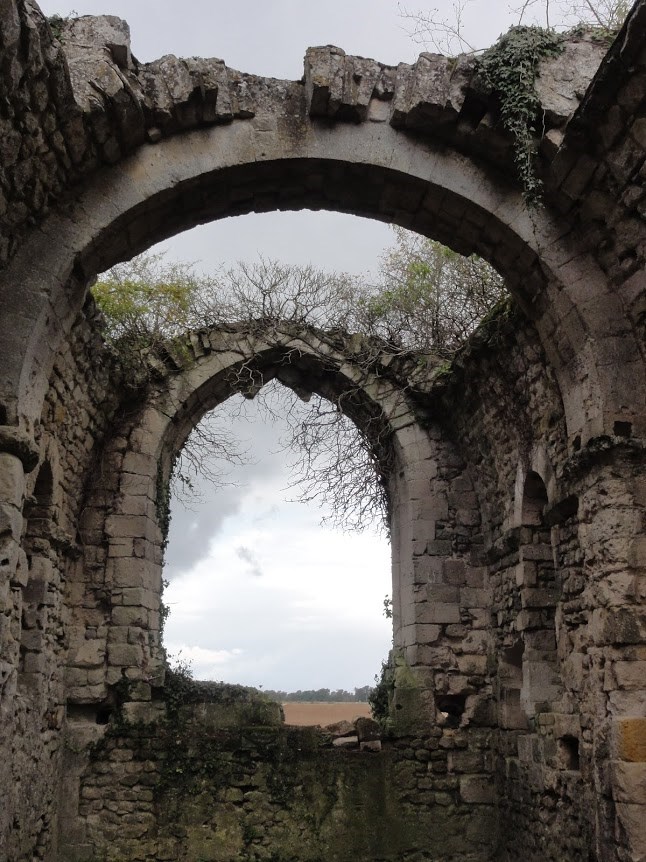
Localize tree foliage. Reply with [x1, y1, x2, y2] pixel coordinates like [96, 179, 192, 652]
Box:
[93, 252, 203, 345]
[92, 232, 506, 531]
[363, 228, 506, 351]
[261, 686, 373, 703]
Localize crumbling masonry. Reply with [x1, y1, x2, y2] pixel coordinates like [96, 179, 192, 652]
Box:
[0, 1, 645, 859]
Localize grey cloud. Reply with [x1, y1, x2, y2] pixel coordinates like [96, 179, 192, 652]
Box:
[235, 545, 263, 578]
[164, 394, 297, 579]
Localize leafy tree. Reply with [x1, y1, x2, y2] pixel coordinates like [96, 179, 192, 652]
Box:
[261, 686, 374, 702]
[93, 251, 205, 346]
[360, 227, 506, 353]
[92, 233, 506, 531]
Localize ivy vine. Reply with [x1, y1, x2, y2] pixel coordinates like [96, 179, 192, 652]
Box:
[47, 15, 67, 40]
[155, 460, 172, 549]
[477, 26, 564, 207]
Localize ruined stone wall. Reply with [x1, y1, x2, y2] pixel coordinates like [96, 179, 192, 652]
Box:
[0, 302, 119, 860]
[57, 681, 498, 862]
[433, 311, 646, 861]
[36, 321, 501, 862]
[3, 300, 642, 862]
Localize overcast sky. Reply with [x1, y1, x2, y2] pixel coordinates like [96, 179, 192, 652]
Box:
[38, 0, 521, 692]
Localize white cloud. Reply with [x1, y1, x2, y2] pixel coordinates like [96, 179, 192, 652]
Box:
[162, 453, 393, 690]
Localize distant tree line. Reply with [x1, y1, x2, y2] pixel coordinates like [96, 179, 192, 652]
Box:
[261, 686, 373, 703]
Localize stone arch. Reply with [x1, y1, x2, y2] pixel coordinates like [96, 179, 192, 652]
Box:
[68, 324, 454, 704]
[520, 471, 549, 527]
[1, 112, 643, 449]
[19, 459, 55, 676]
[515, 470, 562, 719]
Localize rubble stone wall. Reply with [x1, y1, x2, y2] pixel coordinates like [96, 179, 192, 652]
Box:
[57, 692, 498, 862]
[435, 312, 646, 862]
[0, 302, 120, 861]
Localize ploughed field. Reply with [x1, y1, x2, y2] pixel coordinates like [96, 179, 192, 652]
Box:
[281, 701, 372, 726]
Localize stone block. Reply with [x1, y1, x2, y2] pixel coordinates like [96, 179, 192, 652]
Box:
[121, 451, 155, 476]
[426, 540, 453, 556]
[117, 495, 154, 518]
[562, 652, 585, 691]
[412, 555, 443, 585]
[417, 624, 441, 644]
[109, 557, 157, 589]
[20, 629, 43, 651]
[448, 675, 472, 695]
[465, 566, 486, 588]
[106, 624, 130, 645]
[615, 804, 646, 857]
[418, 602, 461, 625]
[118, 588, 158, 610]
[460, 588, 492, 609]
[521, 588, 557, 609]
[457, 655, 487, 676]
[111, 606, 148, 628]
[69, 639, 105, 669]
[592, 608, 643, 645]
[8, 544, 28, 588]
[614, 718, 646, 762]
[443, 558, 466, 585]
[23, 652, 46, 674]
[615, 661, 646, 690]
[355, 717, 381, 742]
[552, 713, 580, 740]
[516, 609, 543, 631]
[107, 643, 143, 667]
[612, 761, 646, 804]
[0, 502, 21, 540]
[105, 514, 155, 540]
[461, 630, 489, 653]
[426, 584, 459, 603]
[515, 561, 537, 587]
[449, 750, 484, 773]
[107, 539, 135, 557]
[0, 453, 25, 507]
[459, 775, 496, 804]
[520, 543, 553, 562]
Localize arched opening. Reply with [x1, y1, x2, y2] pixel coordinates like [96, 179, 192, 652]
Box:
[5, 113, 635, 447]
[161, 382, 393, 707]
[521, 471, 548, 527]
[20, 460, 55, 678]
[517, 471, 561, 719]
[63, 318, 441, 717]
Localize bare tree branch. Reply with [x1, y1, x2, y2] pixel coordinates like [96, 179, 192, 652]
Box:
[95, 234, 506, 532]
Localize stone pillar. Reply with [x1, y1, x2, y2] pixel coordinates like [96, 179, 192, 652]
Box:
[564, 443, 646, 861]
[390, 422, 492, 732]
[0, 427, 39, 855]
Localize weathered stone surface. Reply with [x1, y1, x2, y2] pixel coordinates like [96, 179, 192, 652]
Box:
[614, 718, 646, 763]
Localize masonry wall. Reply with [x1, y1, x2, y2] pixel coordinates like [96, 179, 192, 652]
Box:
[2, 287, 643, 862]
[0, 301, 120, 860]
[434, 310, 646, 862]
[57, 680, 498, 862]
